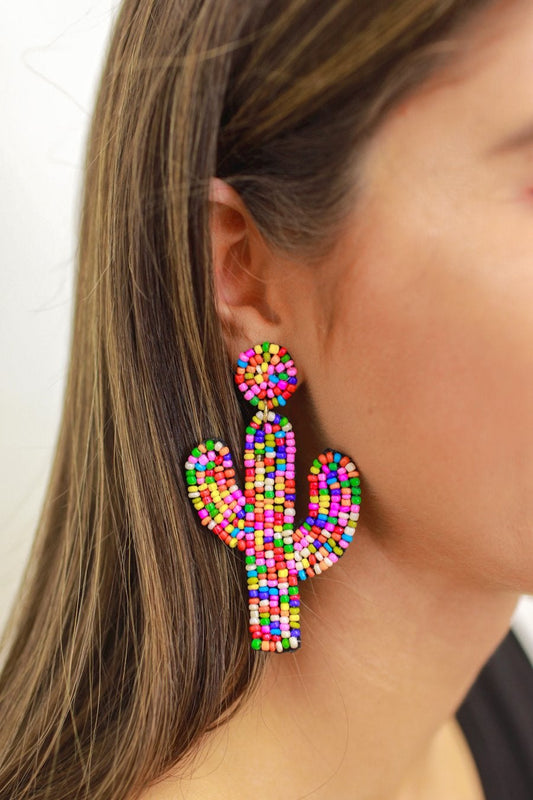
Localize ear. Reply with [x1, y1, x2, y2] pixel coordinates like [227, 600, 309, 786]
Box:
[209, 178, 286, 359]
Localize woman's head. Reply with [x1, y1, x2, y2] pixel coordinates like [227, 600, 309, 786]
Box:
[1, 0, 521, 797]
[237, 0, 533, 602]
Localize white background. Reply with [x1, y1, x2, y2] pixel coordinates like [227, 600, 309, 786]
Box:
[2, 0, 533, 657]
[1, 0, 117, 631]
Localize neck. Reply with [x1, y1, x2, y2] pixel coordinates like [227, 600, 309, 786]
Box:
[177, 524, 518, 800]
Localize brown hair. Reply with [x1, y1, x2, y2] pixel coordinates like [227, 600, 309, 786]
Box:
[0, 1, 493, 797]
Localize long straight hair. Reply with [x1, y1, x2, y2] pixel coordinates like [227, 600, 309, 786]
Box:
[0, 1, 493, 797]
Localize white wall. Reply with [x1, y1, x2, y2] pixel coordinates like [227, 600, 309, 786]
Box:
[2, 0, 533, 660]
[0, 0, 117, 630]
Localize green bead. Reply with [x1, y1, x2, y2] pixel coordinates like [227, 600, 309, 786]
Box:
[205, 439, 214, 451]
[192, 447, 201, 457]
[288, 587, 298, 596]
[251, 639, 261, 650]
[282, 638, 290, 650]
[262, 342, 270, 352]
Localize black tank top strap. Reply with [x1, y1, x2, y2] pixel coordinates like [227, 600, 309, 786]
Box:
[455, 628, 533, 800]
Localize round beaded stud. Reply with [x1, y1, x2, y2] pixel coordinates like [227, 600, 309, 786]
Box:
[184, 343, 361, 652]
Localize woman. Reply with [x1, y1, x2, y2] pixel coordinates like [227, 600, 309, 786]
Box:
[2, 0, 533, 797]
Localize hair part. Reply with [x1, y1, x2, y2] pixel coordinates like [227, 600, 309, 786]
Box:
[0, 1, 494, 797]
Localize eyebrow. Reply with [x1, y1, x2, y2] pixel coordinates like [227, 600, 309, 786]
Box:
[486, 119, 533, 157]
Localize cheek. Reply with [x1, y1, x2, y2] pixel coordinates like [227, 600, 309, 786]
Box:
[314, 213, 533, 591]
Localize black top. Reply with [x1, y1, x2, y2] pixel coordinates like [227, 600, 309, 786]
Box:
[455, 628, 533, 799]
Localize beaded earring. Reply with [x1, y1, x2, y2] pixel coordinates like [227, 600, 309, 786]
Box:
[184, 342, 361, 652]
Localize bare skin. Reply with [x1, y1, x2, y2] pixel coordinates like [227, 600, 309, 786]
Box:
[140, 0, 533, 797]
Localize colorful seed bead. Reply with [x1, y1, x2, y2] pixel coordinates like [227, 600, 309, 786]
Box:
[184, 342, 361, 652]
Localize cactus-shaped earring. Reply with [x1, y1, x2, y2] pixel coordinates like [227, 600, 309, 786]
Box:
[184, 343, 361, 652]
